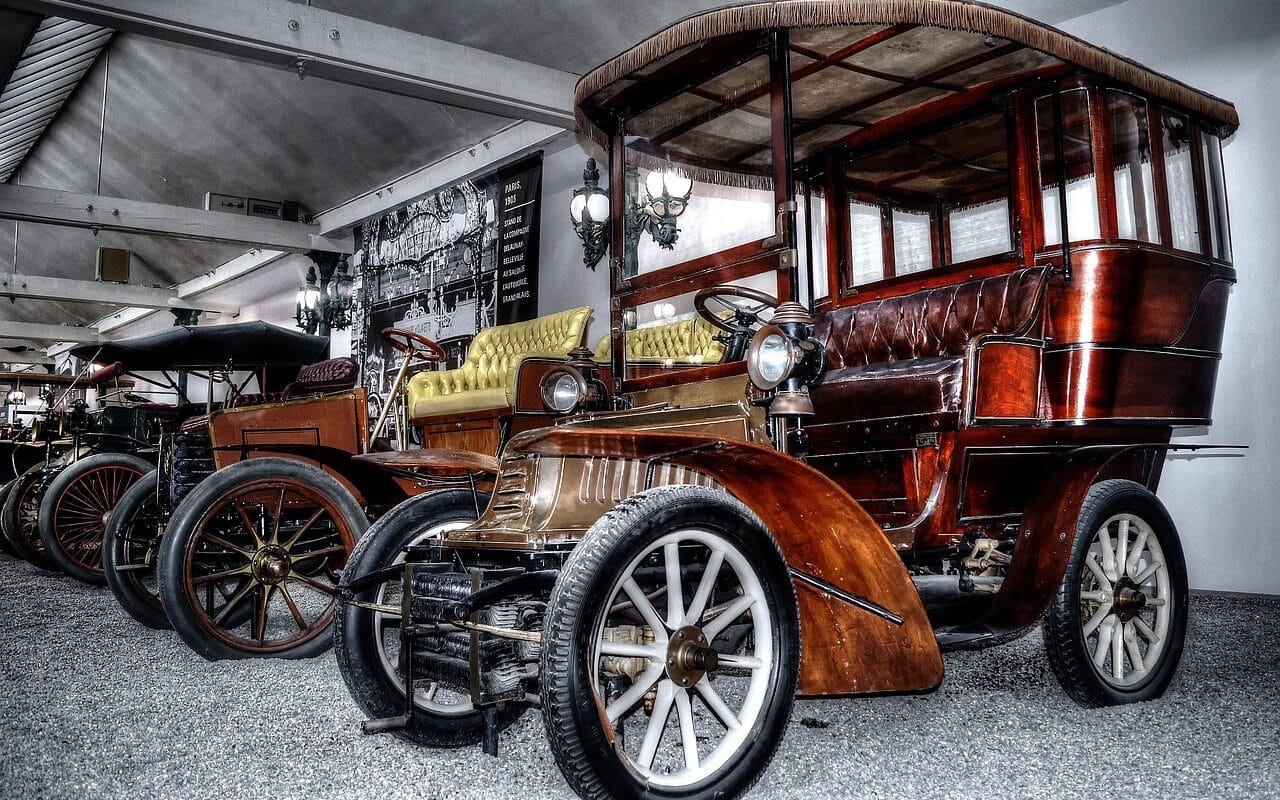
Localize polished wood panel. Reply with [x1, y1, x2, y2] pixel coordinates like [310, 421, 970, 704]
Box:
[1044, 346, 1220, 423]
[972, 341, 1041, 420]
[508, 427, 944, 696]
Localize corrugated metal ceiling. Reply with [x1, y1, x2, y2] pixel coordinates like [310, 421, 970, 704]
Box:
[0, 16, 111, 182]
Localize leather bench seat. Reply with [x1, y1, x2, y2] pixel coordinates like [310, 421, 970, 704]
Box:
[810, 268, 1046, 425]
[409, 306, 592, 421]
[593, 314, 725, 365]
[812, 356, 963, 421]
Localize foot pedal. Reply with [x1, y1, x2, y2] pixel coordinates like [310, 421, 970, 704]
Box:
[361, 715, 410, 735]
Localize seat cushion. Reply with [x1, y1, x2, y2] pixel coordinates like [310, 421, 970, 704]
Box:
[285, 356, 359, 398]
[411, 387, 510, 419]
[811, 356, 964, 420]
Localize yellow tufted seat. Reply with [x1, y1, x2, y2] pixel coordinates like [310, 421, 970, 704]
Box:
[409, 306, 592, 420]
[593, 315, 726, 365]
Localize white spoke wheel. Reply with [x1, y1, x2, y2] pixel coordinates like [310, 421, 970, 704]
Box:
[1043, 479, 1188, 707]
[541, 486, 799, 800]
[334, 488, 524, 747]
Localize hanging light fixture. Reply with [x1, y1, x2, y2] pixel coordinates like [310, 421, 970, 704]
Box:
[294, 252, 354, 335]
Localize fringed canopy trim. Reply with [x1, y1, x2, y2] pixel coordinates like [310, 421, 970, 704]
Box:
[575, 0, 1239, 147]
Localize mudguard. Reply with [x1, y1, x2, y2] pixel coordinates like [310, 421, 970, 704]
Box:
[507, 427, 944, 697]
[981, 445, 1164, 633]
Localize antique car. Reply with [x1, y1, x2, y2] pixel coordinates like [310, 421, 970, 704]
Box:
[0, 367, 162, 577]
[95, 310, 596, 661]
[60, 321, 354, 647]
[332, 3, 1238, 798]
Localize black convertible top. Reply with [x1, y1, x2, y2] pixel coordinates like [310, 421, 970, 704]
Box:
[70, 321, 329, 371]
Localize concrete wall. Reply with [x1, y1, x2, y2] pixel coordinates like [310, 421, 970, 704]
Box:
[1056, 0, 1280, 594]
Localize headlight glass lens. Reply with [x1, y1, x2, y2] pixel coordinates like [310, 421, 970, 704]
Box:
[547, 372, 581, 412]
[756, 333, 793, 386]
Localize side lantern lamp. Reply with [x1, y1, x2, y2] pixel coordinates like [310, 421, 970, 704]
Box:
[570, 158, 694, 270]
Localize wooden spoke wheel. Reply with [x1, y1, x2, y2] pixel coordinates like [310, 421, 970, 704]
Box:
[39, 453, 152, 584]
[2, 463, 59, 570]
[103, 470, 170, 629]
[158, 458, 367, 661]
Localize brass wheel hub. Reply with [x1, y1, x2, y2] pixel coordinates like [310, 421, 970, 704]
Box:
[252, 545, 291, 585]
[665, 625, 719, 688]
[1112, 577, 1148, 622]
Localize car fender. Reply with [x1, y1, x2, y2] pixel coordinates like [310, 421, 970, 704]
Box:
[980, 445, 1163, 633]
[507, 427, 943, 696]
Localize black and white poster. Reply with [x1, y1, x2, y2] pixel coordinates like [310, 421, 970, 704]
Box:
[350, 154, 543, 420]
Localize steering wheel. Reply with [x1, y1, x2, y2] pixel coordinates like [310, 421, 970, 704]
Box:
[381, 327, 446, 363]
[693, 285, 781, 362]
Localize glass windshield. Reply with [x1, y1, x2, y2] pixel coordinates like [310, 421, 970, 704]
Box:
[621, 51, 776, 278]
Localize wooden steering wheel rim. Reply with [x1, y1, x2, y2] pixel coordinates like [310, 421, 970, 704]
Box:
[693, 285, 781, 333]
[381, 327, 446, 362]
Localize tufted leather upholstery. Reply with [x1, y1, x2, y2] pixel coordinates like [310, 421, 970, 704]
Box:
[811, 269, 1046, 422]
[593, 315, 726, 365]
[284, 356, 360, 398]
[231, 391, 286, 408]
[409, 306, 592, 420]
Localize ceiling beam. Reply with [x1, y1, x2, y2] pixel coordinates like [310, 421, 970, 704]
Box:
[5, 0, 577, 128]
[0, 271, 239, 313]
[0, 349, 54, 366]
[0, 184, 350, 253]
[0, 321, 102, 343]
[313, 121, 569, 235]
[95, 247, 287, 334]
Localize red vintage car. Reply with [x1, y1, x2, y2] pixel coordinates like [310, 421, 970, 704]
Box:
[332, 3, 1238, 799]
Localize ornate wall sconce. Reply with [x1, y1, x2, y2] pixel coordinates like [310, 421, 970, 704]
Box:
[295, 251, 355, 336]
[569, 158, 610, 270]
[569, 158, 694, 270]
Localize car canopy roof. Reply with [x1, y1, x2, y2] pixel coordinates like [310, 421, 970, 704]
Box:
[575, 0, 1239, 174]
[69, 321, 329, 372]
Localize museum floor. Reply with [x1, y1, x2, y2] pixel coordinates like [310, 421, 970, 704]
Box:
[1, 554, 1276, 800]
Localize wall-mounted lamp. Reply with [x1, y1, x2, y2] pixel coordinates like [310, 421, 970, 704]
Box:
[295, 251, 355, 336]
[636, 167, 692, 250]
[569, 158, 694, 271]
[569, 158, 611, 270]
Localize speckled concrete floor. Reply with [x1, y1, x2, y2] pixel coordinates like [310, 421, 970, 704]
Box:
[1, 554, 1276, 800]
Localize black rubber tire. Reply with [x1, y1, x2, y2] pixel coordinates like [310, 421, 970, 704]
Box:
[2, 463, 58, 570]
[334, 488, 525, 747]
[158, 457, 368, 661]
[38, 452, 153, 585]
[1042, 479, 1188, 707]
[103, 469, 171, 629]
[540, 485, 800, 800]
[0, 479, 16, 555]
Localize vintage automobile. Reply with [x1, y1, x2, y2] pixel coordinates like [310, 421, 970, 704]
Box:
[333, 3, 1238, 798]
[91, 311, 595, 661]
[0, 368, 160, 576]
[61, 321, 362, 648]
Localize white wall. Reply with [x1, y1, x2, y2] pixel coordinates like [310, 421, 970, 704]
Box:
[1056, 0, 1280, 594]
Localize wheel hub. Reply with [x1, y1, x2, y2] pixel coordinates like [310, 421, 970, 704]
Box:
[1112, 576, 1148, 621]
[665, 625, 718, 688]
[252, 545, 291, 584]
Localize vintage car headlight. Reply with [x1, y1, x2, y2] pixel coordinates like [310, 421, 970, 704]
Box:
[747, 325, 799, 390]
[541, 367, 586, 414]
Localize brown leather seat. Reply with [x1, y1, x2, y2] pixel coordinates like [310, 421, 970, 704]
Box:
[812, 357, 963, 421]
[810, 269, 1046, 426]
